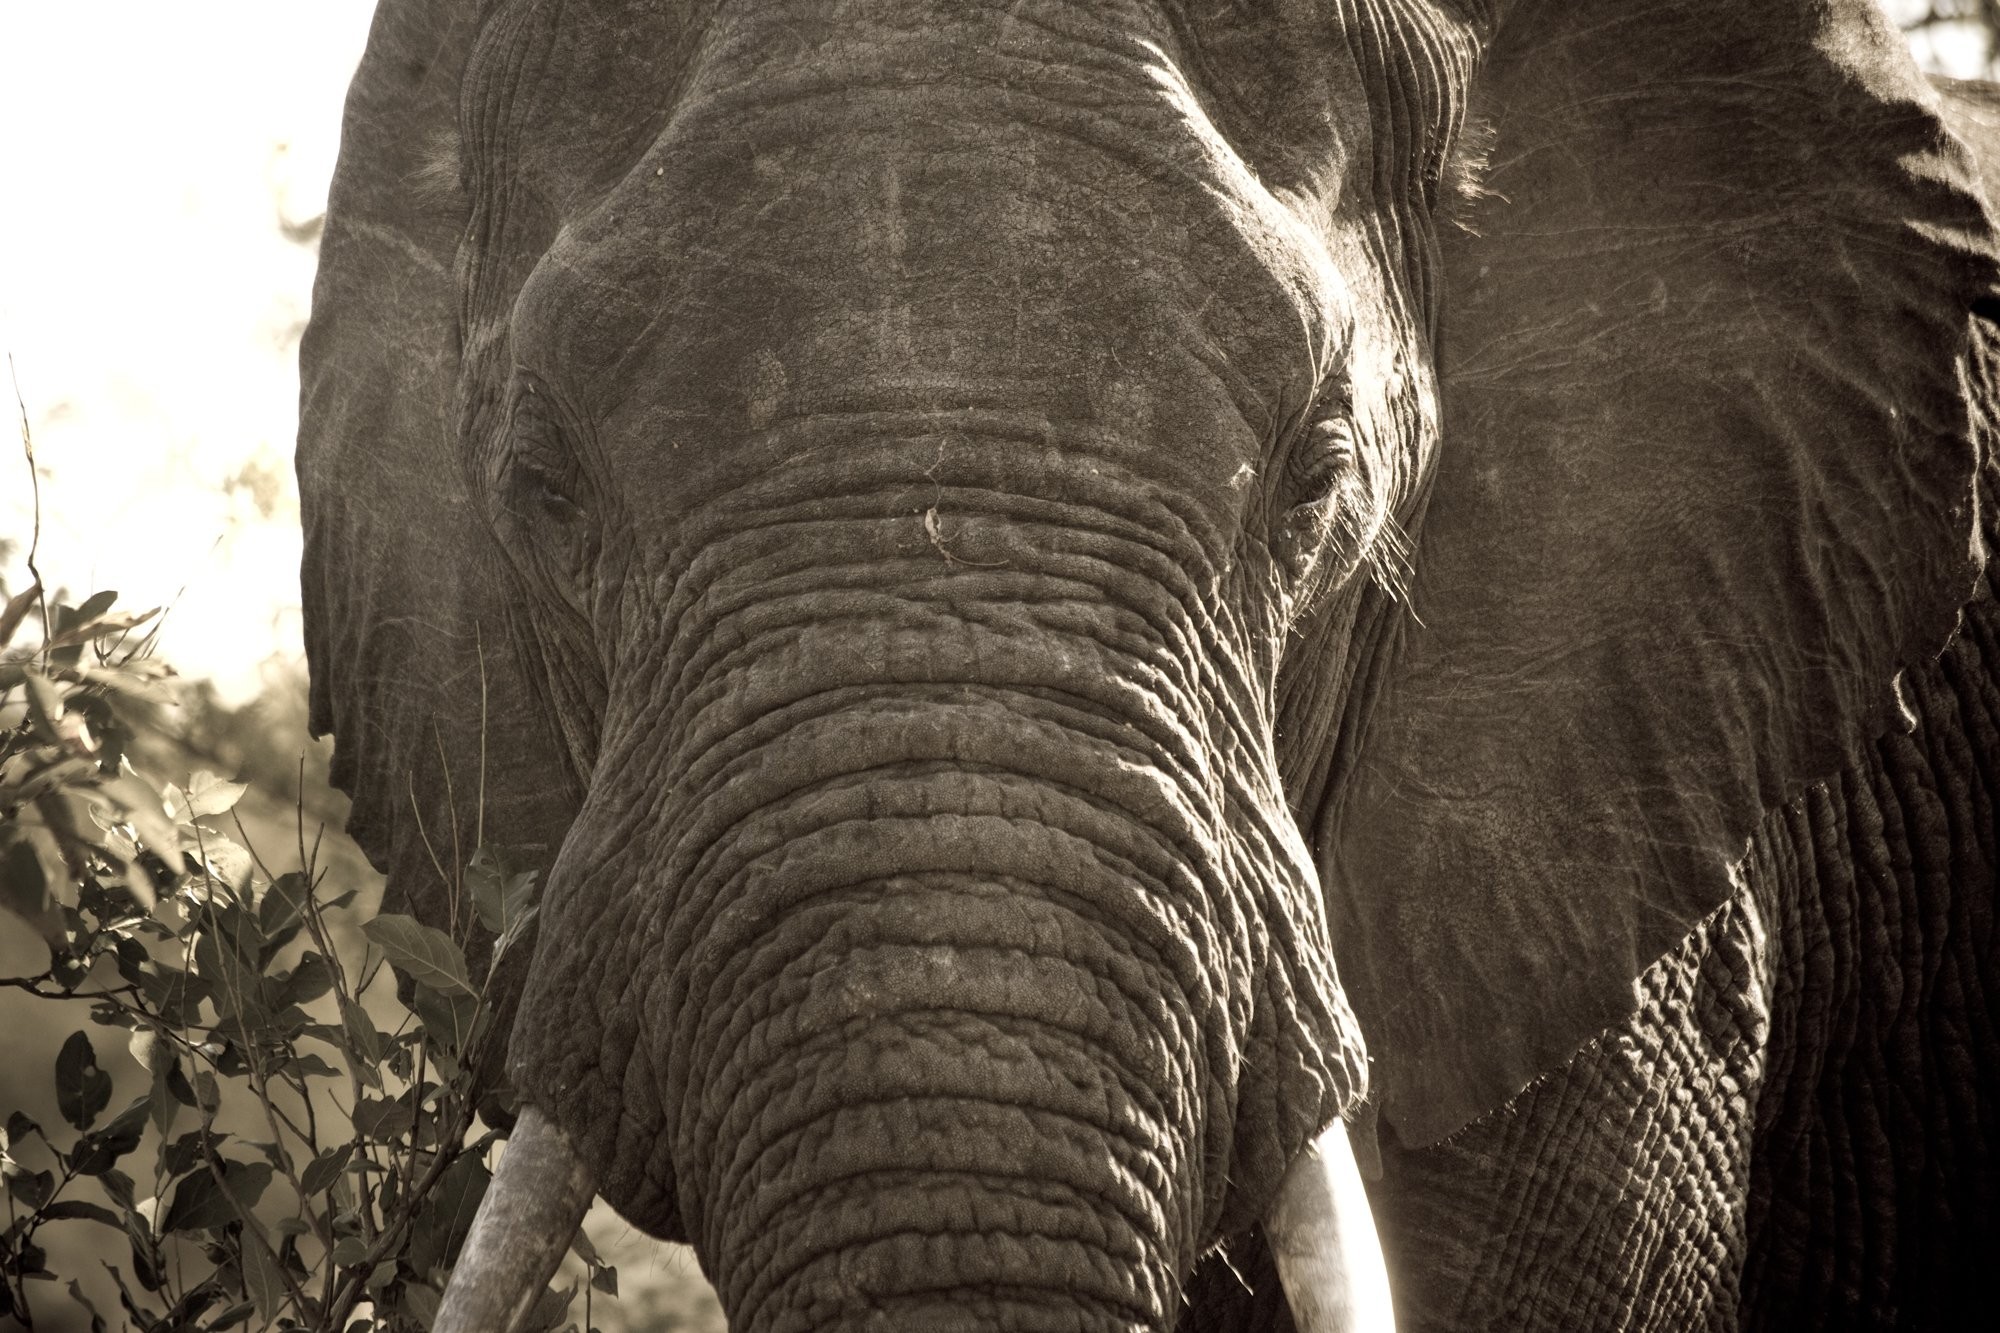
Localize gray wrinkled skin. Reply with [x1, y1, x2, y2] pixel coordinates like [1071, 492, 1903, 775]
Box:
[299, 0, 2000, 1327]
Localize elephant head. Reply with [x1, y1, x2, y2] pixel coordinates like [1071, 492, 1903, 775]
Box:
[298, 0, 1996, 1328]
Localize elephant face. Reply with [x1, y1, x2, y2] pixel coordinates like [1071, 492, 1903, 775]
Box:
[300, 0, 1995, 1328]
[463, 3, 1457, 1312]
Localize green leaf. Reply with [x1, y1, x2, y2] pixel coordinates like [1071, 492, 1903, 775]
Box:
[408, 981, 480, 1056]
[351, 1096, 415, 1142]
[65, 1278, 109, 1333]
[468, 851, 506, 934]
[21, 669, 65, 743]
[300, 1143, 353, 1195]
[277, 951, 335, 1008]
[240, 1231, 289, 1321]
[362, 915, 475, 996]
[262, 872, 316, 932]
[403, 1282, 443, 1330]
[159, 1168, 229, 1234]
[45, 603, 158, 652]
[528, 1281, 575, 1333]
[195, 913, 267, 1032]
[122, 1233, 162, 1294]
[0, 580, 39, 648]
[127, 1028, 168, 1074]
[247, 1137, 292, 1174]
[67, 590, 119, 626]
[11, 1239, 48, 1278]
[0, 755, 97, 822]
[0, 830, 65, 952]
[141, 967, 207, 1028]
[191, 836, 256, 894]
[590, 1263, 618, 1297]
[55, 1031, 114, 1131]
[4, 1111, 40, 1149]
[330, 1235, 372, 1268]
[73, 659, 179, 704]
[338, 998, 386, 1084]
[280, 1051, 343, 1080]
[407, 1149, 491, 1276]
[183, 770, 247, 818]
[4, 1166, 54, 1210]
[165, 1060, 197, 1111]
[160, 1130, 221, 1179]
[94, 771, 181, 881]
[39, 1199, 121, 1228]
[568, 1226, 601, 1265]
[148, 1051, 183, 1138]
[96, 1168, 136, 1212]
[207, 1299, 257, 1330]
[160, 1159, 272, 1233]
[70, 1097, 149, 1174]
[467, 846, 540, 937]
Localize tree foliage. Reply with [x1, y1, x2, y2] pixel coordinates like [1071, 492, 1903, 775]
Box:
[1, 586, 614, 1331]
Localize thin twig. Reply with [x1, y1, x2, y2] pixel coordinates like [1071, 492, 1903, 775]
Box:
[230, 808, 278, 882]
[475, 629, 489, 856]
[9, 354, 50, 651]
[431, 720, 464, 929]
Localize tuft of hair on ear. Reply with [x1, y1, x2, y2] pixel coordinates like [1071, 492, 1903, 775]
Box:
[1437, 113, 1499, 235]
[408, 126, 467, 213]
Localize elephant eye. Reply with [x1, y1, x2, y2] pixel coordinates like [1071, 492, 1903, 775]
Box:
[1288, 413, 1358, 513]
[523, 464, 587, 523]
[501, 377, 594, 521]
[1269, 393, 1370, 611]
[496, 377, 600, 614]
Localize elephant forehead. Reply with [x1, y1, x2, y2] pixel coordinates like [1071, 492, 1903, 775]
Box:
[503, 19, 1362, 441]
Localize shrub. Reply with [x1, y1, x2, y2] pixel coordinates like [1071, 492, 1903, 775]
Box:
[0, 582, 617, 1332]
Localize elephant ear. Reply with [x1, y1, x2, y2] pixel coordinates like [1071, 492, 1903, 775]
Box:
[298, 0, 576, 940]
[1322, 0, 2000, 1146]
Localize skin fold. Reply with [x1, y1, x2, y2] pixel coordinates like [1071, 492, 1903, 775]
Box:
[299, 0, 1999, 1328]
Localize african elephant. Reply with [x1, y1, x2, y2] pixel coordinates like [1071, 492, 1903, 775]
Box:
[297, 0, 2000, 1328]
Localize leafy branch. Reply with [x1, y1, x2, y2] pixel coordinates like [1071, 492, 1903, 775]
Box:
[2, 462, 612, 1331]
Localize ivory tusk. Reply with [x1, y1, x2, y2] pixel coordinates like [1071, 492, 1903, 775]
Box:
[1265, 1119, 1397, 1332]
[435, 1106, 596, 1333]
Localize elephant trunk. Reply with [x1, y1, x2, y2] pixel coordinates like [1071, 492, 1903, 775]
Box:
[497, 459, 1369, 1327]
[660, 695, 1217, 1330]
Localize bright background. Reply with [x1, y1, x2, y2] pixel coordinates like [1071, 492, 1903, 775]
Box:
[0, 1, 375, 704]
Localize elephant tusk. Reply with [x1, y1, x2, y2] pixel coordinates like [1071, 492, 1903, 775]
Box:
[1266, 1119, 1398, 1333]
[434, 1106, 596, 1333]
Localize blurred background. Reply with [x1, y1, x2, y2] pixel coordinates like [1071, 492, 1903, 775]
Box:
[1, 3, 1995, 1330]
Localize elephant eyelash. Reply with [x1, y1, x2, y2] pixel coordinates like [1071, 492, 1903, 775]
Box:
[492, 375, 602, 620]
[1288, 416, 1358, 509]
[520, 463, 589, 522]
[1282, 375, 1359, 510]
[504, 376, 597, 518]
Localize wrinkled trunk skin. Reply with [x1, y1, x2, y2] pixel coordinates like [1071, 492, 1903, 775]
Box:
[465, 6, 1383, 1327]
[510, 467, 1360, 1329]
